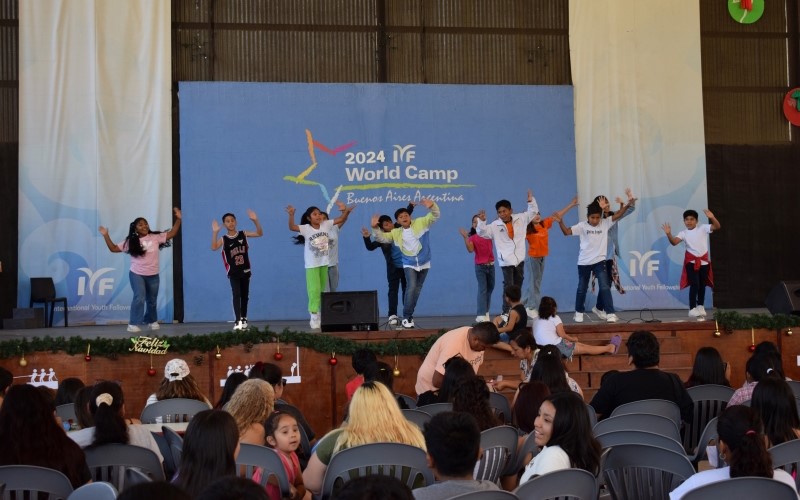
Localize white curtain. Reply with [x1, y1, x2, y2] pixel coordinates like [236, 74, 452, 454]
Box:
[569, 0, 709, 308]
[18, 0, 173, 324]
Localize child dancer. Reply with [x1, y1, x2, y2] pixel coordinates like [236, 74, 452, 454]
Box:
[524, 197, 580, 319]
[554, 197, 633, 323]
[321, 202, 354, 293]
[371, 199, 440, 329]
[263, 412, 310, 500]
[459, 214, 495, 323]
[662, 208, 721, 318]
[287, 203, 349, 330]
[211, 209, 263, 331]
[591, 189, 636, 320]
[99, 208, 181, 332]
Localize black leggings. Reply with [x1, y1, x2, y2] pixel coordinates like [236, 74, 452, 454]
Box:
[229, 274, 251, 320]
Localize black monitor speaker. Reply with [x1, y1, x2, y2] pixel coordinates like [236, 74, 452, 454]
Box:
[765, 281, 800, 315]
[321, 291, 379, 332]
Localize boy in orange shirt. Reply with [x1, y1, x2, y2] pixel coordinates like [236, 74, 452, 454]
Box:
[524, 197, 579, 318]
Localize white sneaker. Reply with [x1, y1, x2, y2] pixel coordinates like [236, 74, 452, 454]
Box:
[526, 307, 538, 319]
[388, 315, 399, 326]
[241, 318, 248, 329]
[401, 318, 415, 329]
[573, 312, 584, 323]
[309, 313, 321, 330]
[149, 322, 160, 330]
[127, 324, 141, 333]
[688, 307, 701, 317]
[232, 320, 243, 331]
[606, 314, 619, 323]
[592, 307, 607, 320]
[697, 306, 707, 316]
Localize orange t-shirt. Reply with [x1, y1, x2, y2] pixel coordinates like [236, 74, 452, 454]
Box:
[526, 218, 553, 258]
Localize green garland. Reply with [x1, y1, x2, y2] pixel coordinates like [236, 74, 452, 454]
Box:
[0, 327, 444, 360]
[713, 310, 800, 331]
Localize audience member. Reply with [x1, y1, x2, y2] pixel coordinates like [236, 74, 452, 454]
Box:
[493, 332, 539, 395]
[249, 361, 315, 442]
[196, 476, 269, 500]
[530, 345, 583, 398]
[73, 385, 94, 428]
[303, 382, 426, 497]
[590, 330, 693, 422]
[145, 358, 212, 406]
[118, 481, 191, 500]
[55, 377, 85, 406]
[513, 381, 551, 434]
[452, 376, 501, 431]
[347, 349, 378, 401]
[215, 372, 248, 409]
[224, 378, 274, 445]
[365, 361, 408, 409]
[69, 381, 163, 462]
[415, 322, 500, 398]
[417, 356, 475, 407]
[751, 375, 800, 447]
[334, 475, 414, 500]
[520, 392, 601, 483]
[685, 346, 730, 388]
[412, 412, 499, 499]
[0, 384, 91, 488]
[262, 411, 309, 500]
[728, 352, 779, 406]
[669, 405, 796, 499]
[0, 366, 11, 407]
[174, 409, 240, 497]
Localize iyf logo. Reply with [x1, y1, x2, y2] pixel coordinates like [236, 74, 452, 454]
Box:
[77, 267, 115, 296]
[628, 251, 660, 277]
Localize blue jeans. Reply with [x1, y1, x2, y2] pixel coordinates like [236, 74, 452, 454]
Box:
[130, 271, 159, 325]
[575, 261, 614, 313]
[525, 256, 545, 310]
[403, 267, 429, 320]
[474, 264, 495, 316]
[387, 266, 407, 317]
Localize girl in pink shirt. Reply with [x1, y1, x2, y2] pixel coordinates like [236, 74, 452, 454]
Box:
[99, 207, 181, 332]
[459, 215, 496, 323]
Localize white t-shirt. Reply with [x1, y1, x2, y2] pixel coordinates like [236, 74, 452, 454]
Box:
[299, 220, 335, 268]
[533, 315, 563, 346]
[415, 327, 484, 395]
[519, 445, 571, 484]
[676, 224, 712, 261]
[570, 218, 615, 265]
[669, 466, 798, 500]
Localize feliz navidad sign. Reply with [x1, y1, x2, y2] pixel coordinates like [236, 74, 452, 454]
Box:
[129, 336, 170, 355]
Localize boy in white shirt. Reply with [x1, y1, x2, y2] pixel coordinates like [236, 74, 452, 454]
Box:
[554, 198, 633, 323]
[662, 209, 721, 318]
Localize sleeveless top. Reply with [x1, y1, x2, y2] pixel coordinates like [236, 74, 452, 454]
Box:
[222, 231, 250, 277]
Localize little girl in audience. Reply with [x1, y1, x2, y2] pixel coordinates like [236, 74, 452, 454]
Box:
[533, 296, 620, 357]
[262, 412, 310, 500]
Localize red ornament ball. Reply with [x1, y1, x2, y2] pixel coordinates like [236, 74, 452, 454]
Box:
[328, 357, 338, 366]
[273, 352, 284, 361]
[84, 355, 92, 362]
[147, 368, 157, 376]
[748, 344, 756, 352]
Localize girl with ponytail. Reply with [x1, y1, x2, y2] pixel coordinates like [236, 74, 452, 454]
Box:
[669, 405, 797, 499]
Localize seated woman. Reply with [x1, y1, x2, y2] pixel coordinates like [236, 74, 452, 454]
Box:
[174, 409, 240, 497]
[302, 381, 426, 497]
[669, 405, 796, 499]
[685, 346, 731, 388]
[249, 361, 315, 443]
[751, 375, 800, 447]
[215, 372, 248, 409]
[452, 375, 501, 431]
[0, 384, 91, 488]
[533, 296, 620, 358]
[223, 379, 274, 445]
[417, 356, 475, 407]
[519, 391, 601, 483]
[530, 345, 584, 399]
[493, 332, 539, 400]
[145, 358, 212, 407]
[69, 381, 163, 463]
[55, 377, 85, 406]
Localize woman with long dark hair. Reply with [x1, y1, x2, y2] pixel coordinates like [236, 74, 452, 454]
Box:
[174, 409, 240, 497]
[519, 391, 601, 483]
[452, 375, 501, 431]
[215, 372, 248, 409]
[751, 375, 800, 447]
[417, 355, 475, 407]
[685, 346, 730, 387]
[69, 381, 163, 462]
[99, 207, 181, 333]
[0, 384, 91, 488]
[669, 405, 796, 499]
[530, 345, 583, 398]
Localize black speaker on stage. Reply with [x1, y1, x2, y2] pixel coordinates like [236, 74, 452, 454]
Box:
[321, 291, 379, 332]
[765, 281, 800, 315]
